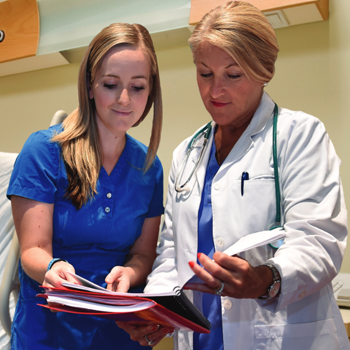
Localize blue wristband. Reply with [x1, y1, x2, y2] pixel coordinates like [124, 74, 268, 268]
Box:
[47, 258, 68, 271]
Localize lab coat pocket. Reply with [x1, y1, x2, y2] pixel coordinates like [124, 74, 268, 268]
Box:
[254, 318, 339, 350]
[235, 174, 276, 232]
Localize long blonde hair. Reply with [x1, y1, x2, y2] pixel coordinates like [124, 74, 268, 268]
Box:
[188, 1, 279, 83]
[53, 23, 162, 209]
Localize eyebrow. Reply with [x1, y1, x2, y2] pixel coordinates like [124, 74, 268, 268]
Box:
[103, 74, 148, 79]
[199, 62, 238, 69]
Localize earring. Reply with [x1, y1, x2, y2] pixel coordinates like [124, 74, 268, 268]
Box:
[263, 82, 268, 87]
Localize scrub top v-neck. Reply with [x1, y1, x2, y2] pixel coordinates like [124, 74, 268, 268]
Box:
[193, 136, 224, 350]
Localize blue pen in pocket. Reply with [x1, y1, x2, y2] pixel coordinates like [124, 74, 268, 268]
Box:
[241, 172, 249, 196]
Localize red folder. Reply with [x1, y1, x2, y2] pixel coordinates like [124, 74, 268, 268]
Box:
[37, 280, 211, 334]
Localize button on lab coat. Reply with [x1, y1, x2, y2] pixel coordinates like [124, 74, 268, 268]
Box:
[145, 93, 350, 350]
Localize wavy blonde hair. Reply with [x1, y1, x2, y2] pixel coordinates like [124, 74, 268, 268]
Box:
[53, 23, 162, 209]
[188, 1, 279, 83]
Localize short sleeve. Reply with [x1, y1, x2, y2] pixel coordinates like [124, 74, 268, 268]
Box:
[7, 128, 60, 204]
[146, 156, 164, 218]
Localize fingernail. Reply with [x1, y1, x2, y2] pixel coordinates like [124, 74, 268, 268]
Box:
[163, 328, 170, 333]
[197, 253, 202, 259]
[188, 261, 195, 268]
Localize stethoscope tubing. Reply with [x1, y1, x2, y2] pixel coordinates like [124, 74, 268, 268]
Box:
[175, 122, 212, 192]
[272, 103, 281, 227]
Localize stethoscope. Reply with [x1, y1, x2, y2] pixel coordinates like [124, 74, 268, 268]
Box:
[174, 103, 284, 249]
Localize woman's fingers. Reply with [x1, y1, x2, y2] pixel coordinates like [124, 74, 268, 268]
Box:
[198, 252, 250, 285]
[43, 263, 77, 312]
[115, 322, 173, 347]
[213, 252, 246, 271]
[105, 266, 123, 285]
[200, 252, 241, 280]
[115, 278, 130, 293]
[189, 257, 222, 289]
[105, 267, 123, 291]
[187, 252, 253, 297]
[43, 262, 76, 288]
[62, 267, 79, 284]
[105, 267, 131, 292]
[107, 277, 130, 293]
[183, 282, 223, 295]
[189, 252, 272, 299]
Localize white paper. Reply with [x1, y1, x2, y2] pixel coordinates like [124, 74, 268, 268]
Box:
[66, 273, 107, 291]
[222, 229, 286, 257]
[44, 291, 142, 305]
[47, 295, 154, 313]
[62, 272, 176, 298]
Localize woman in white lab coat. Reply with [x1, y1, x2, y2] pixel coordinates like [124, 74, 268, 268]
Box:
[117, 1, 349, 349]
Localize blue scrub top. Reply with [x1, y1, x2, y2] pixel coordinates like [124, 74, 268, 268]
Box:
[193, 137, 224, 350]
[7, 125, 164, 350]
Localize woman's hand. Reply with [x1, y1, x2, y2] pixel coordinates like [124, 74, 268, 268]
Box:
[116, 322, 174, 347]
[42, 261, 78, 288]
[42, 261, 79, 313]
[184, 252, 272, 299]
[105, 266, 134, 293]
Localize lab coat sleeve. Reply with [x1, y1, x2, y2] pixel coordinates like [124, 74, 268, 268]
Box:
[144, 150, 180, 293]
[263, 112, 348, 311]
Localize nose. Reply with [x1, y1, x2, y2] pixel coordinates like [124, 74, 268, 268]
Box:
[210, 78, 225, 99]
[118, 88, 130, 106]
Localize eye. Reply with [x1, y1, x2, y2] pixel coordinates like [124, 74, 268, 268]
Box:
[200, 73, 212, 78]
[133, 86, 145, 92]
[104, 84, 117, 89]
[228, 74, 241, 79]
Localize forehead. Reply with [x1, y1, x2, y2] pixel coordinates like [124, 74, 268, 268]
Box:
[98, 45, 151, 75]
[196, 41, 237, 67]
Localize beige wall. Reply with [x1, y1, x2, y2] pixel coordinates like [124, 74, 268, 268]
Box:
[0, 0, 349, 274]
[266, 0, 350, 272]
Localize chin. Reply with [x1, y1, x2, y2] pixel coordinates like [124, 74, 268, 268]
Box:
[112, 121, 134, 131]
[211, 114, 235, 126]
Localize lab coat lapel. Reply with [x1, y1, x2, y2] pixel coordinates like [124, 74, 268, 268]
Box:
[174, 129, 214, 288]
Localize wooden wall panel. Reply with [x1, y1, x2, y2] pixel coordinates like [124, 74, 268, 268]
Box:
[189, 0, 328, 25]
[0, 0, 39, 64]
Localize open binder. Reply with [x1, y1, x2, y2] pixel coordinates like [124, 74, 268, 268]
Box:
[37, 230, 287, 334]
[37, 273, 211, 334]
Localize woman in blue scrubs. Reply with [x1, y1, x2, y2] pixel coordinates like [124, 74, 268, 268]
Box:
[7, 23, 165, 350]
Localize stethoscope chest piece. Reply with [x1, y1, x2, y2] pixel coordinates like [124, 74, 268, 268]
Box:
[269, 238, 284, 249]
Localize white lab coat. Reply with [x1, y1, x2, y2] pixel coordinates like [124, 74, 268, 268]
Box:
[145, 92, 350, 350]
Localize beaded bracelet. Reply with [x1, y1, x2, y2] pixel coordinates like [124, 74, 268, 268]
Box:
[47, 258, 68, 271]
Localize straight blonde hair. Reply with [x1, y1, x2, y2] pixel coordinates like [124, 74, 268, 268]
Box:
[188, 1, 279, 83]
[53, 23, 162, 209]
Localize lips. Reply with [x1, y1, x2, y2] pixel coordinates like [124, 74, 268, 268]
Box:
[211, 101, 230, 108]
[112, 109, 132, 116]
